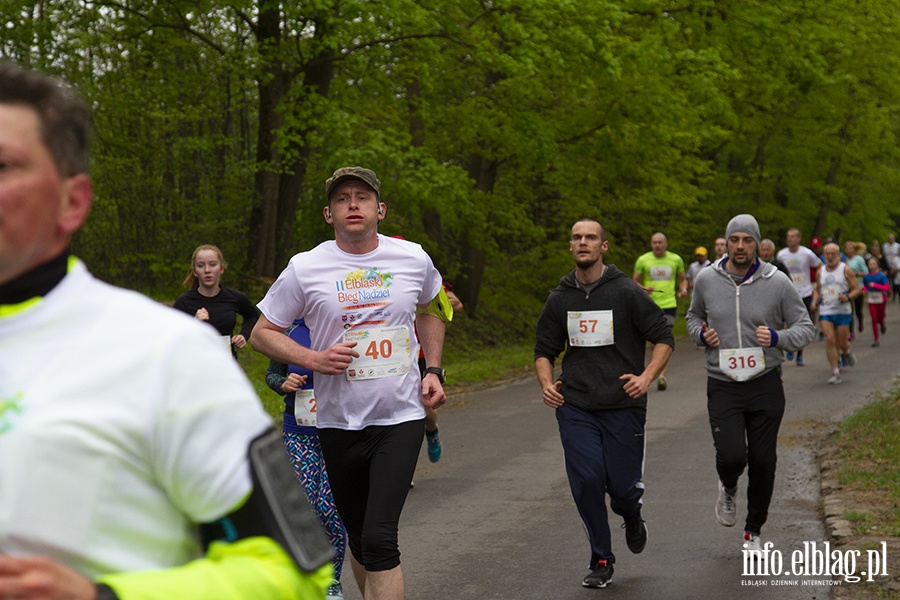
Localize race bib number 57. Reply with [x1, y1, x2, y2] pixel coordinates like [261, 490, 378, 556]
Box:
[567, 310, 614, 347]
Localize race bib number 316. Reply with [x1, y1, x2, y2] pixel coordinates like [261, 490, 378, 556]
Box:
[718, 347, 766, 382]
[567, 310, 614, 347]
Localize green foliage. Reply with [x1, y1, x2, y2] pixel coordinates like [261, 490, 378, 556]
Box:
[832, 383, 900, 547]
[443, 338, 535, 388]
[237, 346, 285, 429]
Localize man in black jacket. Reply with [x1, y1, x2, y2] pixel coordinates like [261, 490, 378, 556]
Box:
[534, 218, 674, 589]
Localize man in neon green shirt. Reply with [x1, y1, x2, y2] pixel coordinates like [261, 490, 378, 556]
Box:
[632, 232, 687, 391]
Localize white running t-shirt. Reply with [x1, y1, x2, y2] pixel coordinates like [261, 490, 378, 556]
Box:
[776, 246, 821, 298]
[0, 262, 272, 578]
[258, 235, 443, 430]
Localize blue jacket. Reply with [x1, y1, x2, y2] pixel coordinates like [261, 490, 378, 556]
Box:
[265, 320, 317, 435]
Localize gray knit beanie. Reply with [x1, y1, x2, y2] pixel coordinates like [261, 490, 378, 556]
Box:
[725, 214, 761, 247]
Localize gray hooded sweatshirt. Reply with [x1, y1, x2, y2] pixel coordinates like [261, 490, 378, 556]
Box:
[686, 257, 816, 382]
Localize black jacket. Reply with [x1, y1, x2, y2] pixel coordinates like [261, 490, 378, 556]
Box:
[173, 286, 259, 341]
[534, 264, 674, 412]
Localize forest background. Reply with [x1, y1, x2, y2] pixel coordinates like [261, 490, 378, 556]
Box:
[4, 0, 900, 354]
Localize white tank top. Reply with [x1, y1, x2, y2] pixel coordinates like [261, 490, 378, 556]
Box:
[818, 264, 852, 316]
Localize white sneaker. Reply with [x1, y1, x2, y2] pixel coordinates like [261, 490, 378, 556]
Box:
[326, 581, 344, 600]
[716, 482, 737, 527]
[743, 532, 762, 559]
[845, 353, 857, 367]
[828, 373, 842, 385]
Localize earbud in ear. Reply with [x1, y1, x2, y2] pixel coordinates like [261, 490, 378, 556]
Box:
[325, 207, 332, 220]
[377, 206, 384, 216]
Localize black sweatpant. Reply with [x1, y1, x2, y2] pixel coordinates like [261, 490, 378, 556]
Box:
[707, 368, 785, 535]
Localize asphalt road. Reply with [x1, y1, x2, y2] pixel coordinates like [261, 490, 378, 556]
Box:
[340, 305, 900, 600]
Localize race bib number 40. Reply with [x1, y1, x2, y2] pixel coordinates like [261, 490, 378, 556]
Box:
[718, 347, 766, 382]
[343, 325, 412, 381]
[567, 310, 614, 347]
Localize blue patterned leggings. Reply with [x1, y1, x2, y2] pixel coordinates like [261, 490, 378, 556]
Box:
[282, 431, 346, 579]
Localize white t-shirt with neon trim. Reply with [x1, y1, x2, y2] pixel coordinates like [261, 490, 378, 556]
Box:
[257, 235, 443, 430]
[0, 262, 272, 578]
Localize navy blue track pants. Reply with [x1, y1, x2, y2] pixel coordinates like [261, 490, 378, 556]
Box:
[556, 403, 646, 569]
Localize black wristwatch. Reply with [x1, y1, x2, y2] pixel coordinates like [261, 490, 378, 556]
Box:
[423, 366, 446, 384]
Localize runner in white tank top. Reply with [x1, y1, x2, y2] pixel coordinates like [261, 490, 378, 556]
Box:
[810, 243, 861, 384]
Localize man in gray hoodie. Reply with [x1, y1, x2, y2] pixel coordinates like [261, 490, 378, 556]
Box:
[686, 214, 816, 557]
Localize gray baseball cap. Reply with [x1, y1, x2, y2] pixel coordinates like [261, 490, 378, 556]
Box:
[325, 166, 381, 200]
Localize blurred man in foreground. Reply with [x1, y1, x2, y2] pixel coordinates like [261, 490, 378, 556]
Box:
[0, 61, 331, 600]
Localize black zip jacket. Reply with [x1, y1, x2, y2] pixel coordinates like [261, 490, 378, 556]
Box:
[534, 264, 674, 412]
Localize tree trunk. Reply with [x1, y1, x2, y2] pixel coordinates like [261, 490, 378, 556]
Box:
[273, 35, 336, 271]
[457, 152, 498, 316]
[246, 8, 336, 278]
[246, 4, 284, 277]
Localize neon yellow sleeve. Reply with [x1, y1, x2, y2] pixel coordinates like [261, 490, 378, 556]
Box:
[97, 537, 331, 600]
[416, 287, 453, 323]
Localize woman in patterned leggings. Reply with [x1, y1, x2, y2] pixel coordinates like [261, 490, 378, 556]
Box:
[266, 319, 347, 600]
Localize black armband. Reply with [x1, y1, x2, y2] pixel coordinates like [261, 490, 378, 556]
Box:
[96, 583, 121, 600]
[217, 428, 334, 572]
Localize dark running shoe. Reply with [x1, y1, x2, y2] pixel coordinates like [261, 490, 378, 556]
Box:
[623, 513, 648, 553]
[582, 560, 614, 588]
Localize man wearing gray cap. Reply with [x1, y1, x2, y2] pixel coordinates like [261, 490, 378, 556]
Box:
[252, 166, 449, 600]
[686, 214, 815, 557]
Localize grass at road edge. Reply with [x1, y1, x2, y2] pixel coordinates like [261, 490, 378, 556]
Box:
[828, 378, 900, 599]
[834, 386, 900, 536]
